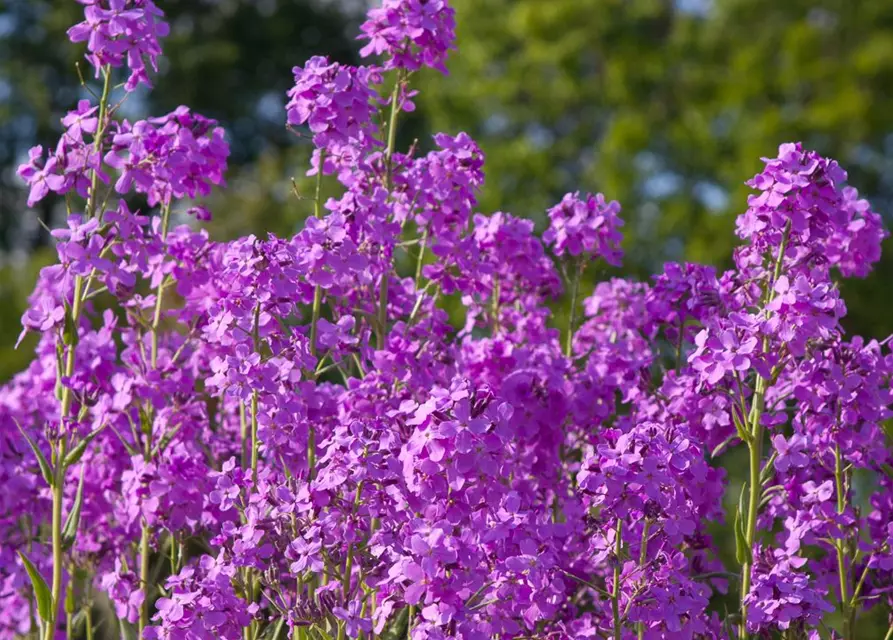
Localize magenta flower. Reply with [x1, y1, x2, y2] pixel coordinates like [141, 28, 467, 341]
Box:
[544, 191, 624, 265]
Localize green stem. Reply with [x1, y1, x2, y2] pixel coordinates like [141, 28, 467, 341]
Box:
[414, 228, 428, 289]
[376, 73, 404, 351]
[86, 67, 113, 221]
[139, 202, 174, 639]
[45, 448, 65, 640]
[612, 518, 622, 640]
[150, 202, 172, 367]
[85, 604, 93, 640]
[848, 555, 873, 636]
[44, 67, 113, 640]
[246, 305, 263, 639]
[240, 401, 249, 468]
[637, 520, 650, 640]
[384, 76, 402, 187]
[739, 220, 790, 640]
[308, 157, 324, 477]
[739, 397, 763, 638]
[309, 152, 325, 358]
[138, 526, 151, 635]
[834, 445, 851, 639]
[250, 391, 259, 486]
[341, 481, 364, 600]
[170, 534, 179, 574]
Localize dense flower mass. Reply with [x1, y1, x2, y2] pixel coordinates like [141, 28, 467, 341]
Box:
[4, 1, 893, 640]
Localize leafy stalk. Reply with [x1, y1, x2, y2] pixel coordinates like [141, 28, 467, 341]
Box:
[139, 200, 174, 638]
[739, 220, 790, 639]
[376, 72, 405, 351]
[834, 445, 852, 639]
[45, 64, 113, 640]
[612, 518, 623, 640]
[637, 520, 650, 640]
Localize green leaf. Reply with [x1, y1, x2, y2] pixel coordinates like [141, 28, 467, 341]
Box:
[731, 405, 751, 444]
[14, 418, 54, 487]
[759, 452, 778, 486]
[734, 483, 751, 566]
[62, 300, 79, 347]
[710, 434, 737, 458]
[734, 508, 750, 565]
[152, 423, 184, 458]
[64, 580, 76, 614]
[280, 455, 293, 481]
[62, 465, 86, 551]
[18, 550, 53, 622]
[262, 617, 288, 640]
[63, 422, 108, 468]
[139, 405, 152, 436]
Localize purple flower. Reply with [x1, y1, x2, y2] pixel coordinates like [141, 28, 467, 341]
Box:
[68, 0, 170, 92]
[690, 325, 760, 385]
[543, 191, 624, 265]
[333, 600, 372, 637]
[286, 57, 381, 175]
[772, 434, 809, 472]
[359, 0, 457, 74]
[744, 547, 834, 632]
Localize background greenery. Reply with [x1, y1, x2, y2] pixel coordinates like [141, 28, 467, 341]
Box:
[1, 0, 891, 633]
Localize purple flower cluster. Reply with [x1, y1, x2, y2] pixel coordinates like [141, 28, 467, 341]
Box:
[17, 100, 102, 207]
[5, 2, 893, 640]
[286, 57, 382, 176]
[68, 0, 169, 91]
[544, 191, 624, 265]
[106, 107, 230, 206]
[743, 547, 834, 633]
[359, 0, 457, 74]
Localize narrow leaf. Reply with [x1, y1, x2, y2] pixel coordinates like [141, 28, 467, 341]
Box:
[759, 452, 777, 486]
[108, 424, 139, 457]
[14, 419, 54, 487]
[152, 423, 184, 458]
[734, 508, 750, 565]
[264, 617, 287, 640]
[731, 405, 751, 444]
[63, 423, 108, 468]
[18, 550, 53, 622]
[735, 482, 751, 566]
[62, 300, 79, 347]
[62, 465, 86, 550]
[710, 434, 737, 459]
[65, 581, 76, 614]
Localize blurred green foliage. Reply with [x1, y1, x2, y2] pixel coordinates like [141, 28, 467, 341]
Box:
[415, 0, 893, 338]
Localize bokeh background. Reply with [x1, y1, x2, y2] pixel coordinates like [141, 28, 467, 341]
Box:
[1, 0, 892, 632]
